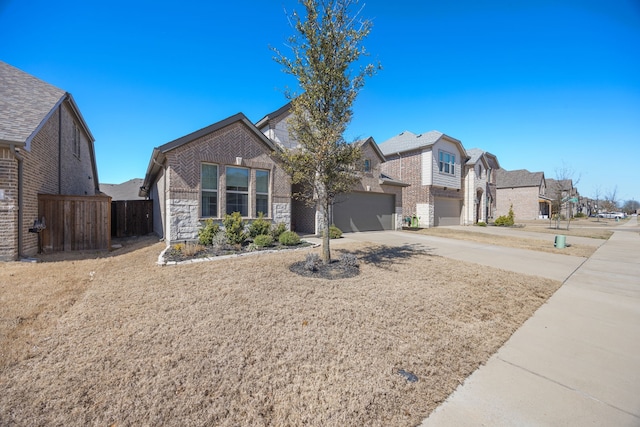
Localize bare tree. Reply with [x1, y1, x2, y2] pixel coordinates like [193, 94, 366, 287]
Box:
[602, 186, 619, 212]
[551, 163, 580, 230]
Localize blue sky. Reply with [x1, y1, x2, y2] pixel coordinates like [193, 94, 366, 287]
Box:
[1, 0, 639, 203]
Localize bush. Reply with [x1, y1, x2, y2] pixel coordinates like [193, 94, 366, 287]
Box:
[339, 253, 359, 268]
[279, 231, 301, 246]
[476, 221, 487, 227]
[223, 212, 247, 245]
[304, 253, 320, 271]
[253, 234, 274, 248]
[574, 212, 587, 218]
[249, 213, 271, 238]
[270, 222, 287, 240]
[495, 204, 515, 227]
[323, 224, 342, 239]
[198, 219, 220, 246]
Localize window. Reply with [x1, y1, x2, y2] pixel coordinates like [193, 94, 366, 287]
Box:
[226, 167, 249, 216]
[438, 150, 455, 175]
[201, 164, 218, 217]
[73, 124, 81, 158]
[364, 159, 371, 173]
[255, 170, 269, 216]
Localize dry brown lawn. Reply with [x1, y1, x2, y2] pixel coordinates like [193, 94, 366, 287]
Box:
[0, 236, 561, 426]
[409, 227, 599, 258]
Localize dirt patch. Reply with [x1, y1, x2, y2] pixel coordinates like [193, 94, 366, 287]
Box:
[0, 238, 561, 426]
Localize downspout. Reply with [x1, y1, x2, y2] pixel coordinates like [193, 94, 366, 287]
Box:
[58, 103, 63, 194]
[12, 145, 24, 258]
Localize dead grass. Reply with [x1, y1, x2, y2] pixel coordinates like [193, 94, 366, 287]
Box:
[514, 218, 616, 239]
[409, 227, 598, 258]
[0, 237, 561, 426]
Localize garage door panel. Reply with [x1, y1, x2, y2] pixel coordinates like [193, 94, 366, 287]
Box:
[435, 198, 461, 226]
[333, 192, 394, 232]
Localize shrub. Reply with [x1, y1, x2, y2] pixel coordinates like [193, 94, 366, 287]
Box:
[495, 205, 515, 227]
[574, 212, 586, 218]
[198, 219, 220, 246]
[323, 224, 342, 239]
[249, 213, 271, 238]
[223, 212, 247, 245]
[304, 253, 321, 271]
[339, 253, 359, 268]
[253, 234, 274, 248]
[279, 231, 301, 246]
[476, 221, 487, 227]
[270, 222, 287, 240]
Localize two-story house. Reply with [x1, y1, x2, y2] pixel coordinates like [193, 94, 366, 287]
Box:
[496, 169, 551, 220]
[378, 130, 468, 227]
[0, 61, 101, 261]
[463, 148, 500, 225]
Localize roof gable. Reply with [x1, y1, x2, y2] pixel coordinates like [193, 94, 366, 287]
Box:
[0, 61, 66, 146]
[356, 136, 386, 163]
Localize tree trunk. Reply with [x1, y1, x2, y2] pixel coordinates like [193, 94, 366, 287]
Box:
[320, 199, 331, 264]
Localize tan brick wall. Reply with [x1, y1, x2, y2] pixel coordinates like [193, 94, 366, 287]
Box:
[382, 150, 427, 218]
[496, 186, 541, 220]
[0, 148, 18, 261]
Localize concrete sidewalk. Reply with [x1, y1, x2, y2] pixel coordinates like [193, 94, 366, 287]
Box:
[420, 216, 640, 426]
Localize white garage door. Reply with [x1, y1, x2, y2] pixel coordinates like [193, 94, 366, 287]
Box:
[434, 198, 461, 226]
[333, 192, 395, 233]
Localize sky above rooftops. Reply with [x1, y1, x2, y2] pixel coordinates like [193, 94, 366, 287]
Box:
[1, 0, 638, 203]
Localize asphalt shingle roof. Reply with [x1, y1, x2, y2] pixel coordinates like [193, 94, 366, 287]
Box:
[496, 169, 544, 189]
[100, 179, 146, 201]
[0, 61, 66, 145]
[378, 130, 444, 155]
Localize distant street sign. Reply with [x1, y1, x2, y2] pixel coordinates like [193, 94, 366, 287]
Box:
[569, 197, 579, 203]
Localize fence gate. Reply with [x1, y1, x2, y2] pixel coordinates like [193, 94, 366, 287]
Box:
[38, 194, 111, 252]
[111, 200, 153, 237]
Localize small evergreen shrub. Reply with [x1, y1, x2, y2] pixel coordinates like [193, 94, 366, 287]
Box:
[304, 253, 321, 271]
[223, 212, 247, 245]
[324, 224, 342, 239]
[198, 219, 220, 246]
[253, 234, 274, 248]
[279, 231, 301, 246]
[249, 213, 271, 238]
[495, 204, 515, 226]
[476, 221, 487, 227]
[574, 212, 586, 218]
[270, 222, 287, 240]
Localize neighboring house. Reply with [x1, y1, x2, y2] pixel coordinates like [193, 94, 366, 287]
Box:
[496, 169, 550, 220]
[0, 61, 100, 261]
[257, 104, 407, 234]
[545, 178, 577, 219]
[463, 148, 500, 225]
[139, 113, 292, 245]
[100, 178, 145, 201]
[378, 130, 469, 227]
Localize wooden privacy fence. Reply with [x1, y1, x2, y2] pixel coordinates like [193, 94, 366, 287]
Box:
[38, 194, 111, 252]
[111, 200, 153, 237]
